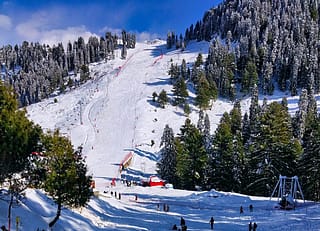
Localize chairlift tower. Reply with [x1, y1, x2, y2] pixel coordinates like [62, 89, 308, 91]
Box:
[270, 175, 305, 209]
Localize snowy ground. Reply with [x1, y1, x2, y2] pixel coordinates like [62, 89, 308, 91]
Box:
[0, 40, 319, 230]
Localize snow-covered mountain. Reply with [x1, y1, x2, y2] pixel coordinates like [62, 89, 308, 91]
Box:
[0, 40, 319, 231]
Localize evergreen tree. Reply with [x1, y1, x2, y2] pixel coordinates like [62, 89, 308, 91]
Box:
[293, 89, 308, 140]
[0, 83, 42, 181]
[195, 71, 211, 109]
[241, 60, 258, 94]
[299, 114, 320, 201]
[195, 53, 203, 67]
[203, 113, 211, 152]
[248, 84, 261, 142]
[40, 130, 92, 228]
[172, 77, 188, 106]
[247, 102, 301, 196]
[210, 112, 234, 191]
[197, 110, 205, 133]
[0, 82, 42, 229]
[229, 100, 245, 192]
[168, 63, 180, 82]
[181, 59, 188, 79]
[157, 89, 168, 108]
[157, 125, 177, 185]
[177, 119, 207, 190]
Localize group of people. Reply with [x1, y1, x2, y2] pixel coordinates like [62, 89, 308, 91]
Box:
[249, 222, 258, 231]
[241, 204, 254, 214]
[172, 217, 187, 230]
[170, 204, 257, 230]
[172, 217, 215, 230]
[109, 191, 121, 200]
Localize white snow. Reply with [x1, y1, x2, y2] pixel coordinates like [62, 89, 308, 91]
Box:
[0, 40, 319, 230]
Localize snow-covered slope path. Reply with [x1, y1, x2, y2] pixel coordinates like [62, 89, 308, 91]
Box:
[27, 40, 182, 188]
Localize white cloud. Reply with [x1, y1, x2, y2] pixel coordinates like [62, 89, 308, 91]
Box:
[15, 11, 50, 41]
[40, 26, 98, 48]
[0, 14, 12, 30]
[135, 31, 162, 42]
[14, 11, 98, 47]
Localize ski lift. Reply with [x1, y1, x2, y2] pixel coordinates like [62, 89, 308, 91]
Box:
[270, 175, 305, 210]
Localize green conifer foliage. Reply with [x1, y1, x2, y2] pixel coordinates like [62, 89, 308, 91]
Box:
[299, 114, 320, 201]
[177, 119, 207, 190]
[41, 131, 92, 228]
[0, 83, 41, 182]
[248, 102, 301, 196]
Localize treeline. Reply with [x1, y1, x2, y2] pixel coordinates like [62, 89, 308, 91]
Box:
[0, 82, 92, 228]
[167, 0, 320, 98]
[0, 30, 136, 106]
[157, 85, 320, 201]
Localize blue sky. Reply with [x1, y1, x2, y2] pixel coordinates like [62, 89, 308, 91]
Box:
[0, 0, 221, 47]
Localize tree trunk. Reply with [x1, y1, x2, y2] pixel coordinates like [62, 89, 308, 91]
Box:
[8, 193, 13, 231]
[49, 202, 61, 228]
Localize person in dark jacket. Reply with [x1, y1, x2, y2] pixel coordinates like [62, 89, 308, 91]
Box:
[253, 222, 257, 231]
[180, 217, 185, 226]
[209, 217, 214, 229]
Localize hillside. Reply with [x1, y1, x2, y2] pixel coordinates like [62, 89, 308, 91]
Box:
[175, 0, 320, 99]
[0, 40, 312, 230]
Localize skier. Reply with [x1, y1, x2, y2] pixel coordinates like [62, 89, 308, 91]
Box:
[240, 206, 244, 214]
[172, 224, 178, 230]
[209, 217, 214, 229]
[249, 204, 253, 212]
[253, 222, 257, 231]
[249, 222, 252, 231]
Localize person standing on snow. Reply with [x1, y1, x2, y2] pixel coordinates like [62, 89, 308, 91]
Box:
[253, 222, 257, 231]
[240, 206, 244, 214]
[180, 217, 185, 227]
[209, 217, 214, 229]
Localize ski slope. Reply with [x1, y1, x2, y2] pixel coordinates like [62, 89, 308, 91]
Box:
[0, 39, 317, 230]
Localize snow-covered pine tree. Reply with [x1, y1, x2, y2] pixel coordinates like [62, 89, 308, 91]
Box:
[157, 125, 177, 185]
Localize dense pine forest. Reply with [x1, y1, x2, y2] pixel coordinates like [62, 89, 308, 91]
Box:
[0, 30, 135, 106]
[168, 0, 320, 98]
[158, 0, 320, 201]
[157, 85, 320, 200]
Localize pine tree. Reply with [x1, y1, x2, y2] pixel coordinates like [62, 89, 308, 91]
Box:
[0, 82, 42, 229]
[248, 102, 301, 196]
[181, 59, 188, 79]
[172, 77, 188, 106]
[195, 53, 203, 67]
[177, 119, 207, 190]
[40, 130, 92, 228]
[210, 112, 234, 191]
[157, 125, 177, 185]
[229, 100, 245, 192]
[0, 83, 42, 181]
[157, 89, 168, 108]
[241, 60, 258, 94]
[195, 71, 211, 109]
[293, 89, 308, 140]
[299, 114, 320, 201]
